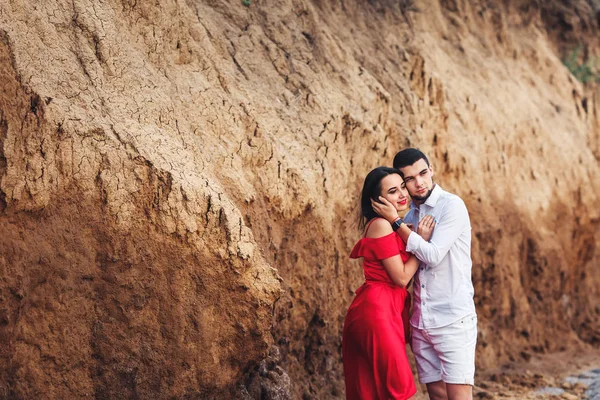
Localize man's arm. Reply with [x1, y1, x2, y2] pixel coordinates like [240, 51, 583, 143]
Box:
[406, 197, 469, 267]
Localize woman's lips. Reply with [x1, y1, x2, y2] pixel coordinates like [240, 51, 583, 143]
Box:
[398, 199, 407, 205]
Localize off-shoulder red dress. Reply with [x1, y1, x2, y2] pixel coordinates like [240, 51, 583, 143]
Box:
[342, 219, 416, 400]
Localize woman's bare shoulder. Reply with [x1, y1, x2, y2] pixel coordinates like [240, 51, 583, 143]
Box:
[365, 218, 394, 238]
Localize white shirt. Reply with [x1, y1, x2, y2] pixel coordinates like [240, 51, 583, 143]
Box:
[404, 184, 476, 329]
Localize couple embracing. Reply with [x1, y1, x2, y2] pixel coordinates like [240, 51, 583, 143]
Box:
[342, 148, 477, 400]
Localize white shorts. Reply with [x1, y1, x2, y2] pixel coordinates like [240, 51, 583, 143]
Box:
[411, 314, 477, 385]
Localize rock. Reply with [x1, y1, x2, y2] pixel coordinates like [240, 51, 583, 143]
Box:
[244, 351, 293, 400]
[561, 381, 573, 390]
[573, 382, 589, 392]
[560, 393, 580, 400]
[0, 0, 598, 398]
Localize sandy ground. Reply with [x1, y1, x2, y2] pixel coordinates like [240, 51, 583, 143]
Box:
[408, 344, 600, 399]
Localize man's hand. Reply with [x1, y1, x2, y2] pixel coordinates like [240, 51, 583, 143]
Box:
[417, 214, 436, 241]
[370, 196, 398, 223]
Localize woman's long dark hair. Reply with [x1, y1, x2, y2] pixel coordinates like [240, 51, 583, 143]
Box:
[358, 166, 402, 231]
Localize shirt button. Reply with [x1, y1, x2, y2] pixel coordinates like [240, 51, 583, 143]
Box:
[421, 284, 425, 288]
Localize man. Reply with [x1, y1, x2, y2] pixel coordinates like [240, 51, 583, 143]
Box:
[372, 148, 477, 400]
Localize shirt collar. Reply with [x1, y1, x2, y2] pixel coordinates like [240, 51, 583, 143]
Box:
[411, 184, 443, 209]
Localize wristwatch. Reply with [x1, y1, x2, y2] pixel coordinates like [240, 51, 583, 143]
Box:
[391, 217, 404, 231]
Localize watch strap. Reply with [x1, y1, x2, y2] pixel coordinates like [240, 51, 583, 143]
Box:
[391, 218, 403, 231]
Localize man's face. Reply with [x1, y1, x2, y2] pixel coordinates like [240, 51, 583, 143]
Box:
[398, 158, 434, 202]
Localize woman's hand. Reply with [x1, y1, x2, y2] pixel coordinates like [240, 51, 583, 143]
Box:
[417, 215, 436, 241]
[370, 196, 398, 223]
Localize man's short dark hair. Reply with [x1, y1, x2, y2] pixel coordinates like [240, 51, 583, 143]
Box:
[393, 148, 429, 170]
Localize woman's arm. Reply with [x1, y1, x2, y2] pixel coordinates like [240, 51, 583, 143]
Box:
[383, 254, 419, 288]
[366, 219, 419, 288]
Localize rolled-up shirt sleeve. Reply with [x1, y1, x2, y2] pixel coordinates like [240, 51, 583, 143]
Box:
[406, 197, 470, 267]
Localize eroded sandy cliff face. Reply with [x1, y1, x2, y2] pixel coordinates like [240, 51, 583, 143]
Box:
[0, 0, 598, 398]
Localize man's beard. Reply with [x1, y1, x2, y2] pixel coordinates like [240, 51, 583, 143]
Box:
[411, 187, 433, 202]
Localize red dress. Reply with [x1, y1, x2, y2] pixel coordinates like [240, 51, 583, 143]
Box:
[342, 220, 416, 400]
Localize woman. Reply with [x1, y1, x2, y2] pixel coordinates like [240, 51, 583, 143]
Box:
[342, 167, 435, 400]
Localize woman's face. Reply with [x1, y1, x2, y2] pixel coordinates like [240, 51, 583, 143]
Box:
[379, 174, 410, 212]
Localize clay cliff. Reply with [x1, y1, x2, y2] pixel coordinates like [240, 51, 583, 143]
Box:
[0, 0, 598, 398]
